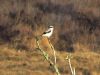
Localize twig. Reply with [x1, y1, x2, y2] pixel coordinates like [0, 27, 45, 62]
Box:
[69, 58, 73, 74]
[73, 68, 76, 75]
[47, 38, 56, 64]
[35, 37, 61, 75]
[66, 54, 76, 75]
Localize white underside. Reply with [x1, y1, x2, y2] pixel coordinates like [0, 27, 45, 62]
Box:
[42, 28, 53, 38]
[42, 32, 52, 38]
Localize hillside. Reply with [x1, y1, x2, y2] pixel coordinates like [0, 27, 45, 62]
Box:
[0, 0, 100, 75]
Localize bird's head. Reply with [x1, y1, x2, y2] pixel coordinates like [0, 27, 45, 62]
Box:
[48, 25, 54, 28]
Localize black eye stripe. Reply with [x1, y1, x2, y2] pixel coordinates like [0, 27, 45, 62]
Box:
[49, 27, 53, 28]
[43, 30, 51, 34]
[48, 26, 53, 28]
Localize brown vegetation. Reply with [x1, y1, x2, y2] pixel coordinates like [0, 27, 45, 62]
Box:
[0, 0, 100, 75]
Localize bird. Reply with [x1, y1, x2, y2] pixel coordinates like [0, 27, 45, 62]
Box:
[42, 25, 54, 38]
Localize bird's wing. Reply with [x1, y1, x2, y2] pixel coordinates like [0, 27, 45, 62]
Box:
[43, 29, 51, 34]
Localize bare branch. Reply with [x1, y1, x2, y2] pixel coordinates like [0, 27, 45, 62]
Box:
[47, 38, 56, 64]
[66, 54, 76, 75]
[35, 37, 61, 75]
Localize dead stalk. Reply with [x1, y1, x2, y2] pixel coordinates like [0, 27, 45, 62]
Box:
[47, 38, 57, 64]
[66, 55, 76, 75]
[35, 37, 61, 75]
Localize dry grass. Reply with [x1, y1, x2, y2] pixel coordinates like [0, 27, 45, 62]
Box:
[0, 44, 100, 75]
[0, 0, 100, 75]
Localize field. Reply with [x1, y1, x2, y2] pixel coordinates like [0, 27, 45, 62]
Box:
[0, 0, 100, 75]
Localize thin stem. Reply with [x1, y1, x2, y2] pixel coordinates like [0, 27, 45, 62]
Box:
[68, 58, 74, 75]
[66, 55, 76, 75]
[47, 38, 56, 64]
[73, 68, 76, 75]
[35, 37, 61, 75]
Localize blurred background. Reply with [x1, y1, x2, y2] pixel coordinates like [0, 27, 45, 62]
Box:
[0, 0, 100, 75]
